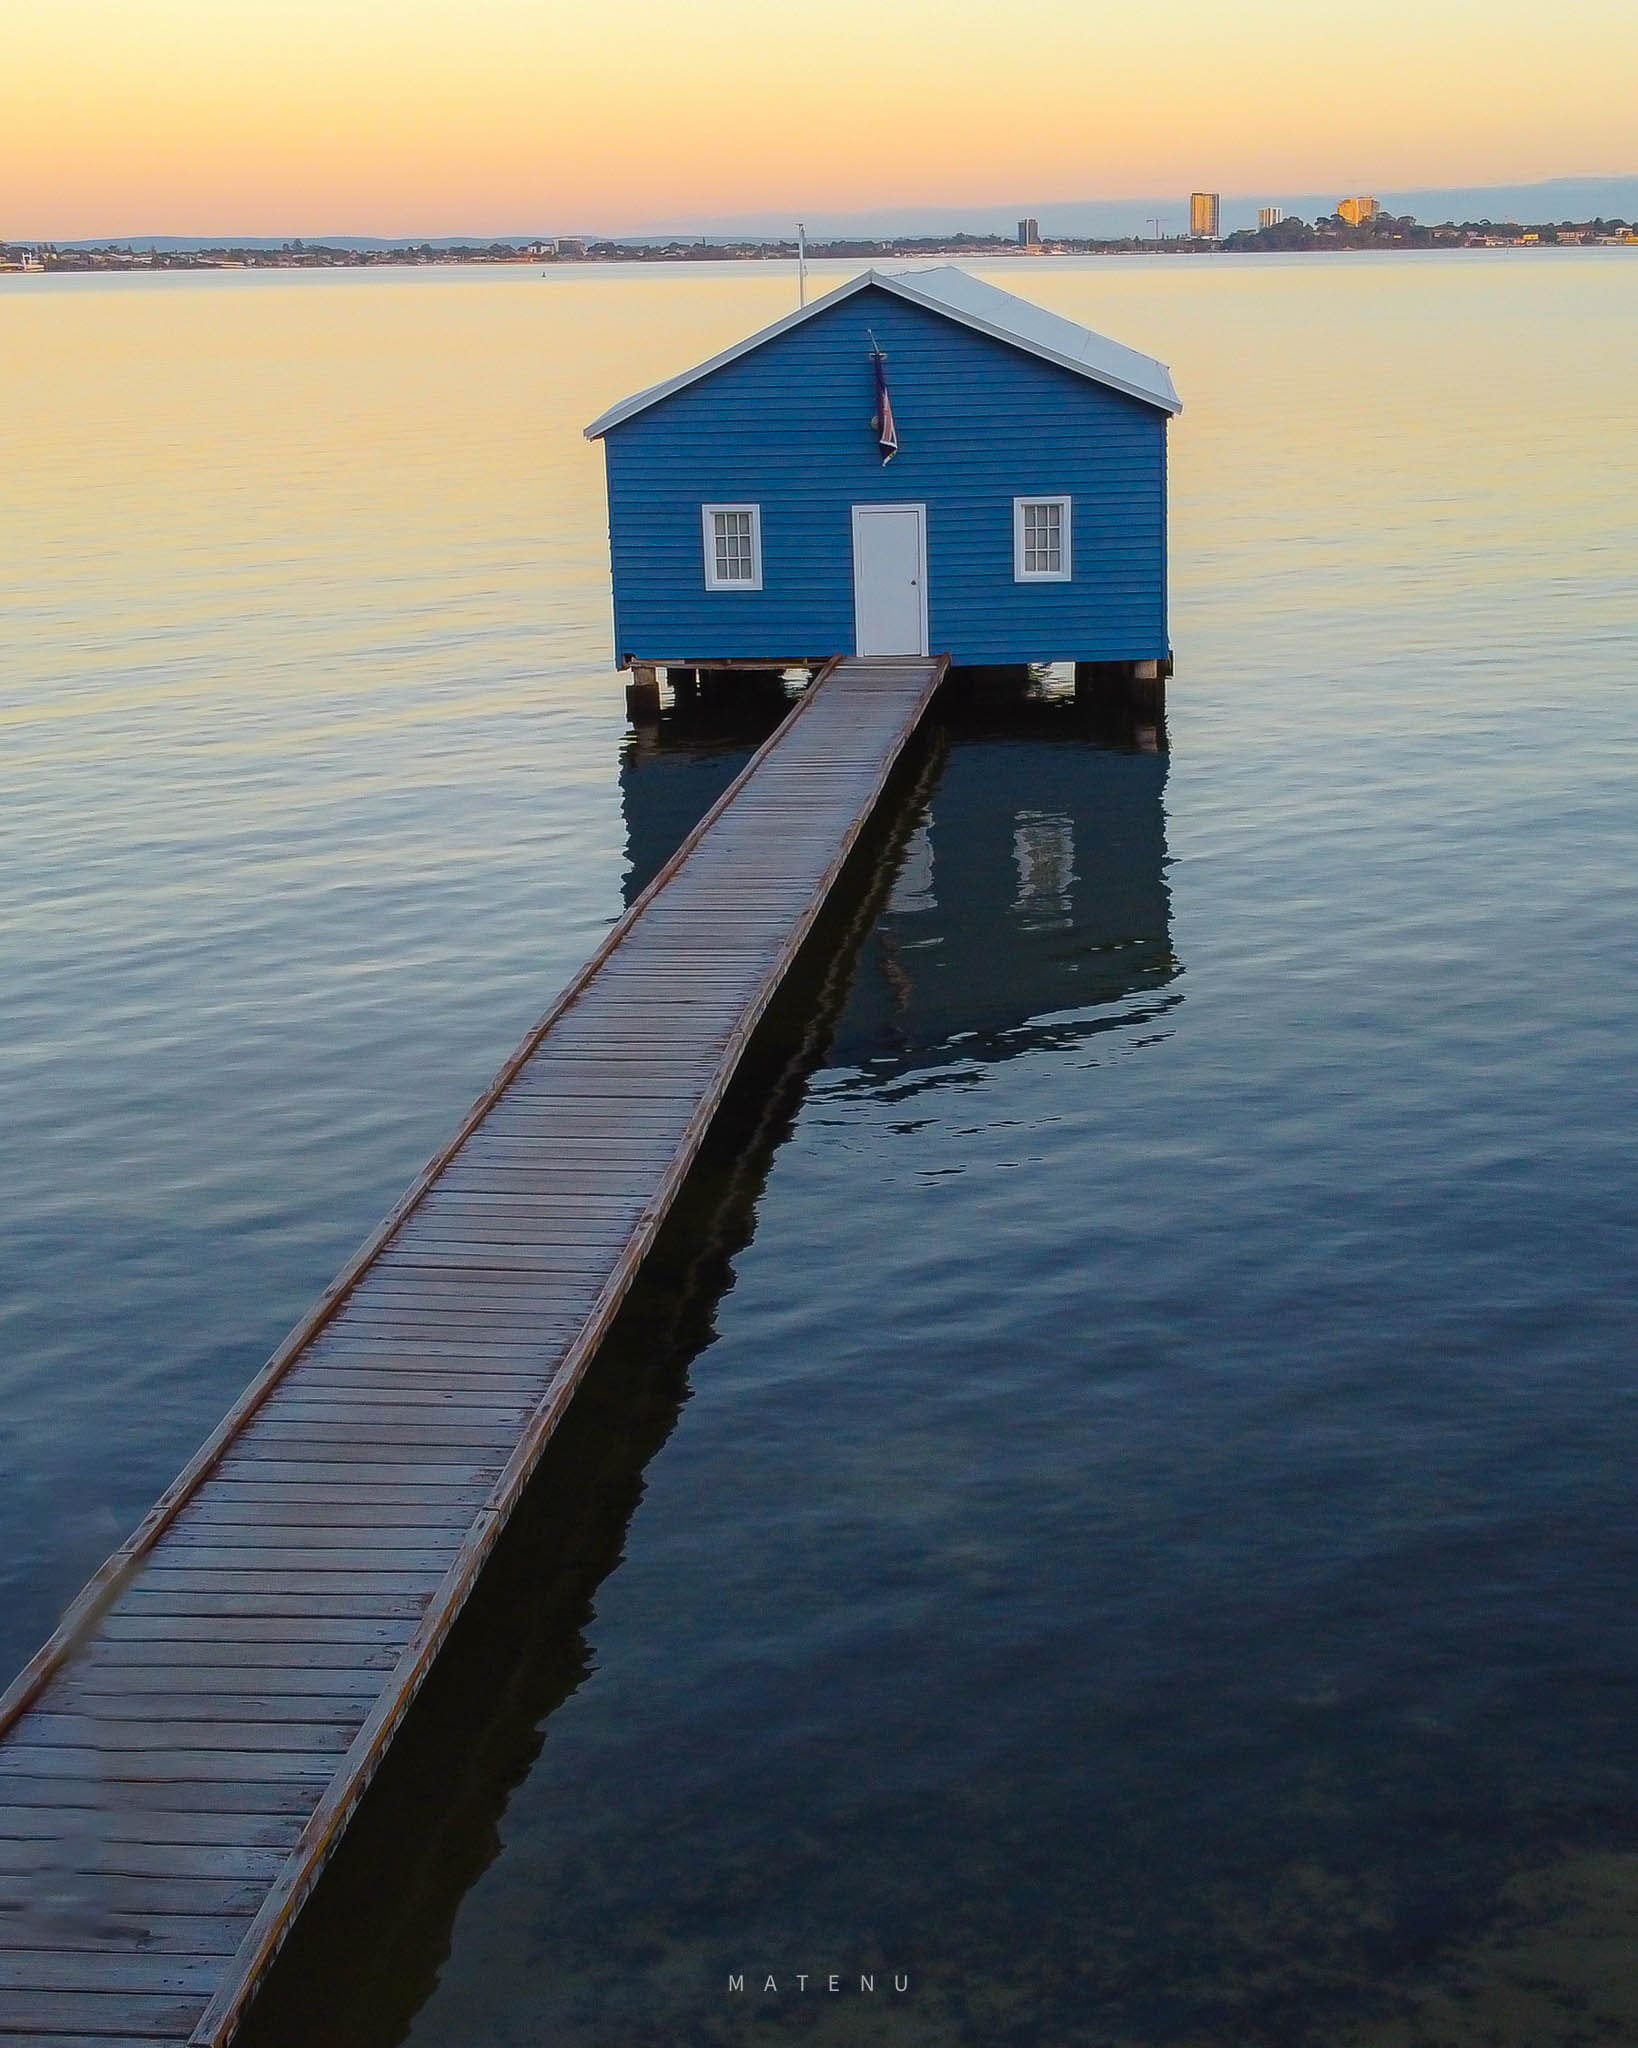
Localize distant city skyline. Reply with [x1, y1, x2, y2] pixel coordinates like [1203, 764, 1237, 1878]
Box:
[5, 0, 1636, 240]
[20, 199, 1635, 280]
[17, 175, 1638, 256]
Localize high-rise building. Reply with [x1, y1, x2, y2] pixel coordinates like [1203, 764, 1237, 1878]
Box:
[1258, 206, 1285, 229]
[1017, 217, 1040, 247]
[1337, 195, 1380, 226]
[1189, 192, 1220, 238]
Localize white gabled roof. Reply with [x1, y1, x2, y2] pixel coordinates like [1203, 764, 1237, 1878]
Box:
[582, 264, 1181, 439]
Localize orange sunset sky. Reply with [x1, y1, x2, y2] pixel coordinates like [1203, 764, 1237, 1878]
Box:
[6, 0, 1636, 238]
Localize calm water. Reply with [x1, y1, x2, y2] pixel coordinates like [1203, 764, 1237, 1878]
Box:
[3, 254, 1636, 2046]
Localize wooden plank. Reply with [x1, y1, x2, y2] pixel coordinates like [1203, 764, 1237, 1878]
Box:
[231, 1432, 519, 1461]
[68, 1637, 400, 1670]
[481, 1096, 694, 1118]
[325, 1298, 589, 1322]
[374, 1241, 628, 1269]
[484, 1035, 725, 1059]
[293, 1337, 549, 1365]
[155, 1529, 465, 1563]
[0, 1775, 317, 1815]
[173, 1436, 516, 1468]
[0, 1878, 267, 1923]
[448, 1122, 683, 1138]
[0, 1747, 340, 1785]
[0, 1910, 248, 1956]
[54, 1671, 380, 1703]
[206, 1459, 496, 1488]
[116, 1572, 444, 1605]
[383, 1218, 631, 1247]
[0, 1744, 339, 1777]
[382, 1204, 642, 1236]
[351, 1275, 616, 1305]
[235, 1420, 523, 1451]
[252, 1391, 535, 1417]
[472, 1076, 706, 1096]
[410, 1191, 652, 1216]
[0, 1990, 204, 2035]
[189, 1449, 515, 1482]
[109, 1593, 431, 1624]
[0, 1808, 300, 1850]
[292, 1356, 551, 1381]
[167, 1499, 487, 1531]
[94, 1613, 413, 1644]
[172, 1482, 497, 1516]
[303, 1327, 578, 1352]
[310, 1320, 568, 1342]
[402, 1208, 644, 1233]
[438, 1099, 689, 1128]
[47, 1689, 374, 1725]
[170, 1477, 489, 1506]
[217, 1444, 504, 1475]
[0, 2033, 196, 2048]
[397, 1196, 647, 1228]
[427, 1163, 679, 1179]
[22, 1717, 356, 1756]
[320, 1294, 593, 1325]
[302, 1331, 574, 1356]
[0, 1836, 284, 1881]
[343, 1271, 599, 1297]
[486, 1088, 695, 1111]
[4, 1892, 259, 1946]
[257, 1388, 532, 1419]
[0, 1953, 222, 1993]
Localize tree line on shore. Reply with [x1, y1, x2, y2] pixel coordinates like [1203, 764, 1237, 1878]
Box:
[1221, 212, 1633, 249]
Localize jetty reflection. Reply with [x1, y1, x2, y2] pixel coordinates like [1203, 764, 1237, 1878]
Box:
[238, 683, 1179, 2048]
[623, 680, 1180, 1094]
[833, 696, 1179, 1087]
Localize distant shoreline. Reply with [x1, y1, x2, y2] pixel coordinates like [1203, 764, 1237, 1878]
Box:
[6, 216, 1637, 275]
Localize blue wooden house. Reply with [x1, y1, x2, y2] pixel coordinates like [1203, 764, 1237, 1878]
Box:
[584, 265, 1181, 693]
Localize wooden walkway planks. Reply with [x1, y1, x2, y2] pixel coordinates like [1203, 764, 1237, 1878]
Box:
[0, 654, 946, 2045]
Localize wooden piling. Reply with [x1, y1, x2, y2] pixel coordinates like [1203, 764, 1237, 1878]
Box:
[624, 663, 662, 722]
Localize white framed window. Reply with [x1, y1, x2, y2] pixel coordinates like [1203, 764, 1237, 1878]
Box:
[702, 503, 763, 591]
[1013, 496, 1072, 582]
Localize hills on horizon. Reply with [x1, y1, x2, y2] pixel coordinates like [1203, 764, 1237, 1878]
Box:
[48, 173, 1638, 251]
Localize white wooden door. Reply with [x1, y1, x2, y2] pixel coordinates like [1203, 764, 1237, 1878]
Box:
[851, 504, 928, 657]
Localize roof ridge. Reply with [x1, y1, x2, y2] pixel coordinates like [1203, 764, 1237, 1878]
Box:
[584, 265, 1181, 438]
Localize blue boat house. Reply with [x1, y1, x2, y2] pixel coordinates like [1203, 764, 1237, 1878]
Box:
[584, 264, 1182, 714]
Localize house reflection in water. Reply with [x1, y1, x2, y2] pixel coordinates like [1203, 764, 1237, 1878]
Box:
[617, 691, 1180, 1089]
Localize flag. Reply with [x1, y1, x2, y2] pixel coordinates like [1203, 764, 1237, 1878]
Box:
[869, 338, 899, 464]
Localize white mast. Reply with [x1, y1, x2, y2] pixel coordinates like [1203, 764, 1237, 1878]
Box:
[797, 221, 807, 307]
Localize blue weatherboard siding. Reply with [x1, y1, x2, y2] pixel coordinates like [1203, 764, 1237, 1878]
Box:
[600, 286, 1169, 668]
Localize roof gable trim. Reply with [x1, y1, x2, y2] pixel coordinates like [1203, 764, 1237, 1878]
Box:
[583, 267, 1180, 439]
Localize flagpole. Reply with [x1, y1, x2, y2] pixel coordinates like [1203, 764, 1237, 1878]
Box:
[796, 221, 807, 307]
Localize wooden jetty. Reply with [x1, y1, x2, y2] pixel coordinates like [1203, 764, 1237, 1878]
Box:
[0, 654, 947, 2045]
